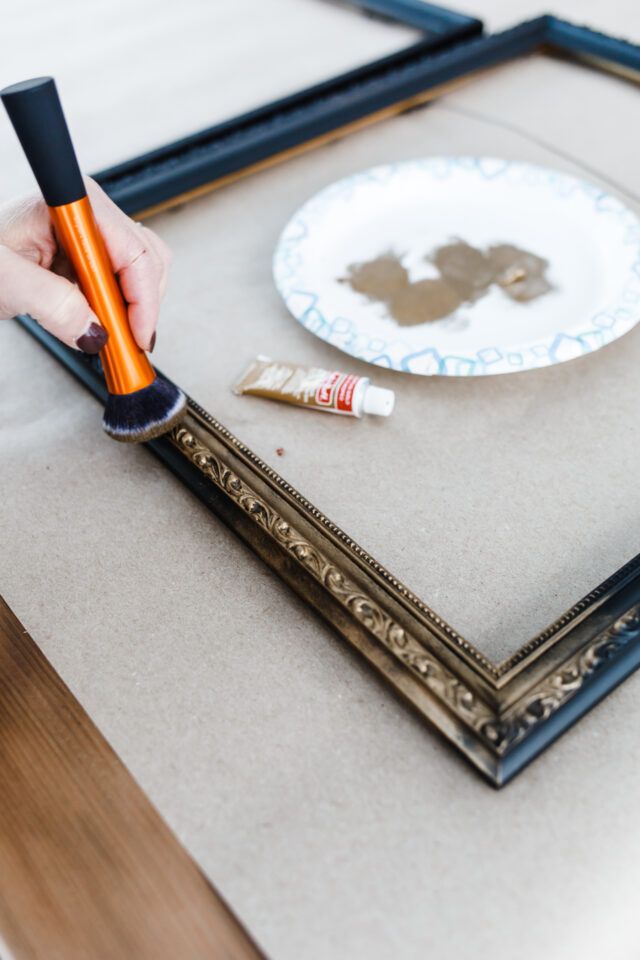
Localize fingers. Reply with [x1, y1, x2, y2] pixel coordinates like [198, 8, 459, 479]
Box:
[141, 226, 171, 298]
[115, 225, 165, 352]
[0, 177, 171, 354]
[0, 195, 58, 268]
[0, 243, 106, 353]
[86, 178, 171, 351]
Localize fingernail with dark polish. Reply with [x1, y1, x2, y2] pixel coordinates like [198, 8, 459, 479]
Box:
[77, 322, 108, 355]
[149, 331, 156, 353]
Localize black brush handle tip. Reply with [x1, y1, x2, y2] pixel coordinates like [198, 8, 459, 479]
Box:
[1, 76, 85, 207]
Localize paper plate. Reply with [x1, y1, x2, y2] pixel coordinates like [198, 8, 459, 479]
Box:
[273, 157, 640, 376]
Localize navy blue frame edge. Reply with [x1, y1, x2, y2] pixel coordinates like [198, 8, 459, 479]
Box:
[94, 3, 483, 214]
[16, 13, 640, 787]
[346, 0, 481, 32]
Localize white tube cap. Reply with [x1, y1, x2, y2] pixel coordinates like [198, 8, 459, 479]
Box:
[362, 385, 395, 417]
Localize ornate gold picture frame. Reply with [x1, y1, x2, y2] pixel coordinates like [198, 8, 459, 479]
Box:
[19, 15, 640, 785]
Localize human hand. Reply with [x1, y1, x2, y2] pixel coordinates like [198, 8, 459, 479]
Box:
[0, 177, 170, 353]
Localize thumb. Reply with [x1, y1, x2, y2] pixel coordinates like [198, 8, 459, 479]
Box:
[0, 244, 108, 353]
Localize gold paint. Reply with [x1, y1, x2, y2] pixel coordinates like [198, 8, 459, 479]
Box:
[388, 278, 463, 325]
[487, 243, 553, 302]
[343, 240, 552, 325]
[342, 254, 461, 325]
[432, 239, 495, 302]
[344, 252, 409, 301]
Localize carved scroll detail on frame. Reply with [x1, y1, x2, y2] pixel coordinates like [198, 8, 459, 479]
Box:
[186, 401, 498, 679]
[483, 606, 640, 754]
[171, 425, 496, 739]
[171, 421, 640, 769]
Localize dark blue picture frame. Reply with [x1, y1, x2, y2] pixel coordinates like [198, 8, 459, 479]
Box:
[94, 0, 483, 214]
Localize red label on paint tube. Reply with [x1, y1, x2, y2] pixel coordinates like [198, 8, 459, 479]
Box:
[315, 371, 361, 411]
[316, 370, 342, 406]
[336, 374, 359, 411]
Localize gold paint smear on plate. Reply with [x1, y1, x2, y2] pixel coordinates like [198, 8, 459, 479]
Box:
[342, 240, 553, 326]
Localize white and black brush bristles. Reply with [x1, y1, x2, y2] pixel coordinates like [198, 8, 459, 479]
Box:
[102, 375, 187, 443]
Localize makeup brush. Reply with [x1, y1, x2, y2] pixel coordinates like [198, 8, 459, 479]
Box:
[1, 76, 186, 442]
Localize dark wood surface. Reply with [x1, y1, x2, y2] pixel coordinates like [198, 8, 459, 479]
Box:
[0, 595, 265, 960]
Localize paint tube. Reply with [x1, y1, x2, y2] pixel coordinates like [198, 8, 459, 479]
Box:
[233, 356, 395, 417]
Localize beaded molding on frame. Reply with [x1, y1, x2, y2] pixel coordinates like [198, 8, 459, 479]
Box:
[485, 605, 640, 753]
[172, 420, 497, 736]
[169, 402, 640, 786]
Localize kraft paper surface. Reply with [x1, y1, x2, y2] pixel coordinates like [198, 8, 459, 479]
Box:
[2, 4, 640, 959]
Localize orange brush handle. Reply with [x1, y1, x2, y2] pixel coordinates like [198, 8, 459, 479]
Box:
[49, 197, 155, 396]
